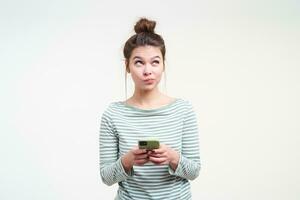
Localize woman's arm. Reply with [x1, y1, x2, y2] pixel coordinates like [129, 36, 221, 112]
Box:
[168, 101, 201, 180]
[99, 110, 133, 186]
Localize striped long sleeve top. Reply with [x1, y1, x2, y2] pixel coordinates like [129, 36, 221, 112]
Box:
[99, 98, 201, 200]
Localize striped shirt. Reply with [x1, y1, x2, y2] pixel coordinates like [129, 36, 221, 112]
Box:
[99, 98, 201, 200]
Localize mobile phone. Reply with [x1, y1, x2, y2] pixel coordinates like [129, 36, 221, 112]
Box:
[138, 140, 160, 150]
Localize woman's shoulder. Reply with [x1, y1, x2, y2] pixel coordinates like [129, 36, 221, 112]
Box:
[172, 98, 197, 114]
[101, 101, 121, 113]
[173, 97, 194, 107]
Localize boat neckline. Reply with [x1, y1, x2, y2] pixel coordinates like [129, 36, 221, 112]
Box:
[118, 98, 181, 112]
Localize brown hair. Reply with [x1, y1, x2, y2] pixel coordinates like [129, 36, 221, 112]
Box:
[123, 17, 166, 72]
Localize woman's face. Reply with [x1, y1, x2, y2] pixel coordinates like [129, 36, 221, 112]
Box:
[126, 45, 164, 91]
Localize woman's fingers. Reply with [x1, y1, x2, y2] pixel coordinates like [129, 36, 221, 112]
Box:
[132, 148, 147, 155]
[134, 159, 148, 165]
[148, 156, 166, 164]
[152, 144, 168, 154]
[134, 150, 149, 166]
[148, 151, 166, 158]
[135, 153, 148, 160]
[129, 144, 174, 166]
[152, 149, 165, 154]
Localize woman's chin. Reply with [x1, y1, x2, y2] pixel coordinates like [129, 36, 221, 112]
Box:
[140, 85, 157, 91]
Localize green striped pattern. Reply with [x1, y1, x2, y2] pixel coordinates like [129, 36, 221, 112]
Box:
[99, 98, 201, 200]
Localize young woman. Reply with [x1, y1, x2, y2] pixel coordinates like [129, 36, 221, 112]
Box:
[99, 17, 201, 200]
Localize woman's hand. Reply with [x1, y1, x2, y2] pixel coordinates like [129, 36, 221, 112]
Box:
[148, 144, 180, 171]
[121, 146, 149, 173]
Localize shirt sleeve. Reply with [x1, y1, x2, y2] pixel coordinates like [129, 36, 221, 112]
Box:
[99, 107, 134, 186]
[168, 101, 201, 180]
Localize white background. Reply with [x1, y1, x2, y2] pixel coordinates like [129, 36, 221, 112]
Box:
[1, 0, 299, 199]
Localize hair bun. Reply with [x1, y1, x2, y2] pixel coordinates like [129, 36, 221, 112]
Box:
[134, 18, 156, 34]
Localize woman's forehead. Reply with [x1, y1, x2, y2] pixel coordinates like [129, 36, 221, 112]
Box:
[131, 46, 162, 59]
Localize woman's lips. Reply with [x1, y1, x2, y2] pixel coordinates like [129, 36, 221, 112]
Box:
[144, 79, 155, 84]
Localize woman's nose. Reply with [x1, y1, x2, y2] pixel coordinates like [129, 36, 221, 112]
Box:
[143, 65, 152, 75]
[143, 71, 152, 76]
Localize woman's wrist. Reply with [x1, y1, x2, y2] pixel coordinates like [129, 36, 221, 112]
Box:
[121, 152, 133, 173]
[169, 150, 179, 171]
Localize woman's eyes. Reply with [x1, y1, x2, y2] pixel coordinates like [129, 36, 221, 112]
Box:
[134, 60, 160, 65]
[135, 61, 143, 65]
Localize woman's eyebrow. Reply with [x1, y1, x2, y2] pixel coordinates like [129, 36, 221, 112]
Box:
[133, 56, 161, 60]
[132, 56, 142, 60]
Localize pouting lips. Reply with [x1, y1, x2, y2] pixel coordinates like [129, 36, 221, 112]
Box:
[144, 79, 155, 84]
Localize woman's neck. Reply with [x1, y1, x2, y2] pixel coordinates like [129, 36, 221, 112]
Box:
[132, 89, 161, 103]
[127, 88, 171, 108]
